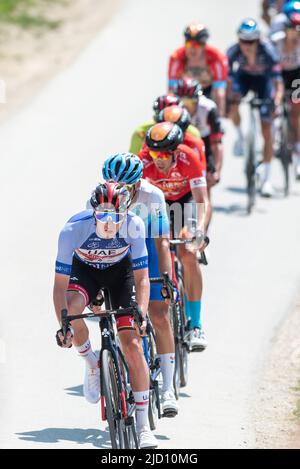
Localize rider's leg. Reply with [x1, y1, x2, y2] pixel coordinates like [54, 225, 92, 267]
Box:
[66, 290, 98, 369]
[179, 247, 203, 329]
[147, 237, 175, 396]
[119, 329, 151, 432]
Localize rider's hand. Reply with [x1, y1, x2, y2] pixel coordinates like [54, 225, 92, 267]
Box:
[195, 229, 206, 252]
[140, 318, 148, 336]
[206, 171, 220, 187]
[56, 327, 74, 348]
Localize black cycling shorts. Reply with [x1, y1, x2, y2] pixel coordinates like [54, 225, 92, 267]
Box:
[282, 68, 300, 99]
[166, 193, 196, 238]
[68, 256, 136, 331]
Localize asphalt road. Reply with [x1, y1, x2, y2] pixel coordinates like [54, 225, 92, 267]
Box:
[0, 0, 300, 449]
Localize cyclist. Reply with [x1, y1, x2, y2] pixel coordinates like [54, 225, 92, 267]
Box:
[101, 153, 179, 416]
[270, 1, 300, 33]
[271, 1, 300, 179]
[263, 0, 292, 23]
[139, 122, 209, 351]
[172, 78, 224, 228]
[129, 94, 199, 155]
[168, 23, 228, 116]
[54, 182, 157, 449]
[154, 105, 213, 227]
[227, 19, 284, 197]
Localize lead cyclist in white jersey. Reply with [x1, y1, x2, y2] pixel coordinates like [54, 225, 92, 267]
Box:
[87, 153, 179, 417]
[54, 181, 157, 449]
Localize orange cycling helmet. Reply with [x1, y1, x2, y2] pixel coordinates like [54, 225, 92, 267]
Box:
[184, 23, 209, 43]
[146, 122, 183, 151]
[157, 105, 191, 132]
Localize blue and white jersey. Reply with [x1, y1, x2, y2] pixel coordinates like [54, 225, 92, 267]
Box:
[130, 179, 170, 238]
[227, 40, 282, 79]
[55, 210, 148, 276]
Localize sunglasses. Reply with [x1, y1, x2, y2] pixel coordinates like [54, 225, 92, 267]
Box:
[149, 150, 172, 160]
[185, 40, 204, 49]
[239, 39, 256, 45]
[95, 211, 125, 224]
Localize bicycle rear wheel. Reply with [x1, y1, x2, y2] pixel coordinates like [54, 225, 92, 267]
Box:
[279, 116, 292, 197]
[246, 137, 256, 214]
[101, 349, 125, 449]
[177, 275, 189, 388]
[146, 326, 160, 430]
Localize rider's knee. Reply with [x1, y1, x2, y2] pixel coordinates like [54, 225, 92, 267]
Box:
[121, 334, 143, 365]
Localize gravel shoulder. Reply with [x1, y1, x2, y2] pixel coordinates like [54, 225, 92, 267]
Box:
[254, 295, 300, 449]
[0, 0, 120, 122]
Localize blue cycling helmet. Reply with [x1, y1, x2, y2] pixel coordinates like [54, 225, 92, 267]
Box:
[283, 1, 300, 16]
[237, 19, 260, 41]
[102, 153, 143, 185]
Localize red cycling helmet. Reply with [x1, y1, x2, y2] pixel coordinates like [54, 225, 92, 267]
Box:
[153, 94, 181, 114]
[173, 78, 203, 99]
[184, 23, 209, 43]
[286, 11, 300, 29]
[90, 182, 132, 211]
[156, 105, 191, 132]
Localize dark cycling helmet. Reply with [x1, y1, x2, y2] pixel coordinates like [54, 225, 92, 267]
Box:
[283, 1, 300, 16]
[90, 182, 132, 211]
[173, 78, 203, 99]
[146, 122, 183, 151]
[237, 19, 260, 41]
[102, 153, 143, 185]
[285, 10, 300, 31]
[184, 23, 209, 42]
[153, 94, 181, 114]
[157, 105, 191, 132]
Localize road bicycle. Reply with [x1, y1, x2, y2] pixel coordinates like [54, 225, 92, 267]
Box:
[151, 238, 209, 401]
[61, 294, 143, 449]
[273, 95, 293, 196]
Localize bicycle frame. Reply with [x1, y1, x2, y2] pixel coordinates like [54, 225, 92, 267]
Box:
[61, 301, 142, 422]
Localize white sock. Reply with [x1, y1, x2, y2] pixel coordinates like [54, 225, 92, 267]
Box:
[75, 339, 98, 369]
[133, 390, 150, 432]
[158, 353, 175, 393]
[236, 126, 243, 140]
[263, 162, 271, 182]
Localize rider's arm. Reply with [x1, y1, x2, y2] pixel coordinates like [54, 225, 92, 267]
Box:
[210, 48, 228, 117]
[133, 268, 150, 318]
[191, 186, 209, 234]
[130, 215, 150, 317]
[54, 221, 76, 323]
[208, 106, 224, 178]
[269, 45, 284, 106]
[154, 237, 172, 279]
[53, 273, 70, 325]
[168, 47, 186, 91]
[186, 148, 209, 233]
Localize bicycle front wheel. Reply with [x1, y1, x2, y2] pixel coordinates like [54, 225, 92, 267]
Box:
[101, 349, 125, 449]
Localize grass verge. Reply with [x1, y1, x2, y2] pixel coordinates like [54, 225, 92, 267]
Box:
[0, 0, 62, 29]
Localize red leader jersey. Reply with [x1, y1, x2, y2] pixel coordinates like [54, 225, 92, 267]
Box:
[168, 44, 228, 90]
[138, 143, 207, 202]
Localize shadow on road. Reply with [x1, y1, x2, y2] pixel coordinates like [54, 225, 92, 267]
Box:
[65, 385, 84, 397]
[214, 204, 246, 216]
[16, 427, 112, 448]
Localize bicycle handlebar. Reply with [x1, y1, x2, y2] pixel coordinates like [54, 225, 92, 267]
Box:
[61, 302, 144, 337]
[169, 236, 210, 266]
